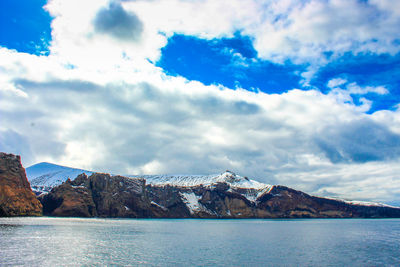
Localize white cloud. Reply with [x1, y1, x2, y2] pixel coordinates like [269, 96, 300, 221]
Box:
[346, 83, 388, 95]
[44, 0, 400, 72]
[2, 46, 400, 204]
[251, 0, 400, 62]
[1, 0, 400, 205]
[325, 78, 389, 112]
[327, 78, 347, 89]
[44, 0, 166, 72]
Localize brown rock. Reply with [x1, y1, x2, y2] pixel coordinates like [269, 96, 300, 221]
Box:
[89, 173, 153, 217]
[40, 173, 161, 218]
[0, 152, 42, 216]
[39, 174, 96, 217]
[39, 171, 400, 219]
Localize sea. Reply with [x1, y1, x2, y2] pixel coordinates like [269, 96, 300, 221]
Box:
[0, 217, 399, 266]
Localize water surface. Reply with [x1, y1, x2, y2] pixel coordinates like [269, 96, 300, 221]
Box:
[1, 217, 399, 266]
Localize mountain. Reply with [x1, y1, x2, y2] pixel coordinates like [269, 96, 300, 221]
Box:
[26, 162, 93, 195]
[0, 153, 42, 216]
[27, 163, 270, 195]
[30, 162, 400, 218]
[129, 171, 269, 189]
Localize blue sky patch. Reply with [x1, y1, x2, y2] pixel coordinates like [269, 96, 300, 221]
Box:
[0, 0, 52, 55]
[1, 0, 399, 115]
[158, 34, 400, 113]
[312, 52, 400, 112]
[157, 34, 305, 94]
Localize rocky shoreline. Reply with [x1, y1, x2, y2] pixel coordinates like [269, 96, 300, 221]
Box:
[38, 172, 400, 218]
[1, 152, 400, 218]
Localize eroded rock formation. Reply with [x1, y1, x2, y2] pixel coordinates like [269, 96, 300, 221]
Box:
[39, 173, 165, 217]
[0, 152, 42, 216]
[39, 171, 400, 218]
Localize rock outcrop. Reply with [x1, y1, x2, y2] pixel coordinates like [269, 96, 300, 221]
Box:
[0, 152, 42, 216]
[39, 173, 165, 217]
[2, 153, 397, 219]
[39, 171, 400, 218]
[147, 182, 400, 218]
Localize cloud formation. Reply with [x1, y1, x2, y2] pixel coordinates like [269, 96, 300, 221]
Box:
[2, 45, 400, 204]
[1, 0, 400, 205]
[94, 2, 143, 41]
[315, 119, 400, 163]
[42, 0, 400, 75]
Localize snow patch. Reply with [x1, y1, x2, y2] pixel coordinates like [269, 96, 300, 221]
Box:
[71, 185, 86, 189]
[240, 186, 274, 203]
[179, 192, 215, 215]
[180, 192, 202, 214]
[343, 200, 398, 208]
[151, 201, 168, 211]
[324, 197, 399, 208]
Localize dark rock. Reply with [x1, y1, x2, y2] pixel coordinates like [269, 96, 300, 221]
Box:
[40, 173, 161, 218]
[88, 173, 152, 218]
[39, 172, 400, 219]
[0, 152, 42, 216]
[255, 186, 400, 218]
[39, 174, 96, 217]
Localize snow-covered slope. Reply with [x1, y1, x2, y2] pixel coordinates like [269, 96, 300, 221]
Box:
[26, 163, 271, 195]
[25, 163, 397, 209]
[26, 162, 93, 194]
[130, 170, 274, 204]
[129, 170, 270, 190]
[323, 197, 398, 208]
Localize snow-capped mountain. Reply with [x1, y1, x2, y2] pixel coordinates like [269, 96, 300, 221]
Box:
[38, 171, 400, 219]
[26, 162, 93, 194]
[129, 170, 270, 189]
[26, 162, 396, 209]
[131, 171, 274, 204]
[324, 197, 397, 209]
[26, 162, 271, 194]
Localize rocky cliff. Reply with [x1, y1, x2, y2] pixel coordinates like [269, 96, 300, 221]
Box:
[0, 153, 42, 216]
[39, 173, 165, 217]
[39, 171, 400, 218]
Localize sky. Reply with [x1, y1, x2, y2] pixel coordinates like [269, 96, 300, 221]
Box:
[1, 0, 400, 205]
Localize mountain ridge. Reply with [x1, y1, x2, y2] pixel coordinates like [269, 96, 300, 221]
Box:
[39, 172, 400, 218]
[27, 162, 398, 209]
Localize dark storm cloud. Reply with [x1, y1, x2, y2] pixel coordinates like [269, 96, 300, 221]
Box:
[93, 2, 143, 41]
[0, 129, 66, 166]
[0, 129, 34, 164]
[316, 119, 400, 163]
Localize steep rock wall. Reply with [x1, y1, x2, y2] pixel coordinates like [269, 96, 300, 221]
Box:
[39, 172, 400, 218]
[0, 152, 42, 216]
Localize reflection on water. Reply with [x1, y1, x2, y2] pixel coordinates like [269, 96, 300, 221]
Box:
[0, 224, 23, 229]
[1, 217, 400, 266]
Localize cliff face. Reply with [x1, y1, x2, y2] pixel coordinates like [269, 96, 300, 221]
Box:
[2, 153, 397, 219]
[148, 183, 400, 218]
[0, 153, 42, 216]
[39, 173, 164, 217]
[39, 172, 400, 218]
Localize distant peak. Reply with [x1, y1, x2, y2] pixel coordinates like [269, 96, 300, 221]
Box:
[28, 162, 61, 168]
[28, 162, 90, 172]
[217, 171, 246, 184]
[35, 162, 57, 166]
[222, 170, 236, 176]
